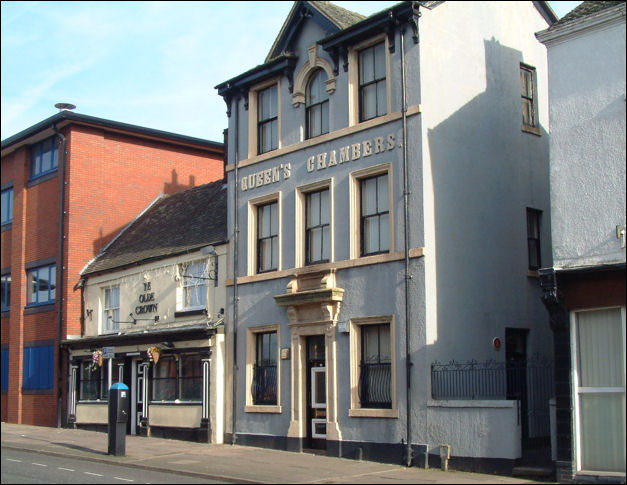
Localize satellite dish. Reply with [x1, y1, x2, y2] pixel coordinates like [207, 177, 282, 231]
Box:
[54, 103, 76, 111]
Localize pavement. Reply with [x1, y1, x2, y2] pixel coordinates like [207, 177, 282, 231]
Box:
[1, 422, 553, 484]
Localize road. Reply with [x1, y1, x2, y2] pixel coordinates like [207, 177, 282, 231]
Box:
[1, 448, 229, 484]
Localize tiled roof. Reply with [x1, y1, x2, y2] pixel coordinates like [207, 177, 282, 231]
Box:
[550, 1, 623, 28]
[82, 180, 227, 276]
[311, 1, 366, 30]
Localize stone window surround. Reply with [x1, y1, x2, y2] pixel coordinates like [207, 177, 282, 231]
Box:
[245, 323, 282, 414]
[248, 77, 283, 159]
[295, 178, 334, 269]
[247, 191, 282, 276]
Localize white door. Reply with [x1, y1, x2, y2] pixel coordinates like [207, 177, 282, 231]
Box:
[572, 307, 626, 472]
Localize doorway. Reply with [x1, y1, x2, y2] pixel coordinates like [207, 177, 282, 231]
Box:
[305, 335, 326, 450]
[506, 328, 529, 439]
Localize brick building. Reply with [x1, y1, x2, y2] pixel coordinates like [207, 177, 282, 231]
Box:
[1, 111, 224, 427]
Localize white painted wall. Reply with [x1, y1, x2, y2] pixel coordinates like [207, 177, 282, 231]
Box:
[538, 5, 626, 269]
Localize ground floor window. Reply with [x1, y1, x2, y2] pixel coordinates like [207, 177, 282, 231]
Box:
[151, 354, 202, 402]
[572, 306, 626, 473]
[79, 361, 108, 401]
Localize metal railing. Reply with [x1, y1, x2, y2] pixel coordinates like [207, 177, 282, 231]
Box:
[358, 362, 392, 409]
[252, 364, 277, 405]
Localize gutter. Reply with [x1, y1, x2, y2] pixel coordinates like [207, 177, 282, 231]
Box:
[53, 124, 67, 428]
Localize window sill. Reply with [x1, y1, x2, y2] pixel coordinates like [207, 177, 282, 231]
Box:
[175, 309, 206, 318]
[349, 408, 398, 418]
[24, 303, 56, 315]
[527, 269, 539, 278]
[245, 404, 282, 414]
[1, 222, 11, 232]
[27, 170, 58, 187]
[149, 401, 202, 406]
[521, 124, 541, 136]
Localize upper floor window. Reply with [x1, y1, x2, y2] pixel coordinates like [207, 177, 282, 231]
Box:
[180, 261, 208, 311]
[359, 42, 387, 122]
[257, 201, 279, 273]
[526, 208, 542, 271]
[360, 173, 389, 256]
[1, 187, 13, 225]
[1, 273, 10, 312]
[26, 264, 56, 306]
[520, 64, 537, 129]
[258, 84, 278, 154]
[306, 69, 329, 139]
[30, 136, 59, 180]
[102, 286, 120, 333]
[306, 188, 330, 265]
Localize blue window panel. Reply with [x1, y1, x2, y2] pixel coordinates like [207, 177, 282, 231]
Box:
[30, 137, 59, 180]
[22, 346, 54, 390]
[26, 264, 56, 306]
[1, 349, 8, 391]
[1, 274, 10, 312]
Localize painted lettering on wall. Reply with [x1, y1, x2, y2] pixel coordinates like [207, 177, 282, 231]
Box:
[239, 133, 395, 192]
[136, 281, 158, 315]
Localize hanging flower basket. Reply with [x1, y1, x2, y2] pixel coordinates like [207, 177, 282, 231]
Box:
[90, 350, 103, 371]
[148, 345, 161, 364]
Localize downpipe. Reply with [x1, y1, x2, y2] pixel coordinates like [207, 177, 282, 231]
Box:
[232, 94, 240, 446]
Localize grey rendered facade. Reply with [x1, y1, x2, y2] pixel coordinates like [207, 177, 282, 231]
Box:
[217, 1, 556, 473]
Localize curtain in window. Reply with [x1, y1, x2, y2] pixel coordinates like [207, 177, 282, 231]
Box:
[182, 261, 207, 309]
[575, 308, 626, 472]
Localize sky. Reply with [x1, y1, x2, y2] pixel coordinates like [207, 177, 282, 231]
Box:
[1, 1, 582, 143]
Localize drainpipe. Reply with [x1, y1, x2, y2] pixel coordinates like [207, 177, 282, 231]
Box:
[400, 25, 413, 468]
[53, 124, 67, 428]
[231, 93, 240, 446]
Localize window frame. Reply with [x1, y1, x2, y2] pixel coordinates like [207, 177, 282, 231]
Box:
[248, 78, 282, 158]
[151, 353, 203, 403]
[78, 360, 109, 402]
[305, 187, 331, 265]
[349, 164, 393, 260]
[245, 324, 281, 413]
[101, 285, 120, 334]
[247, 192, 282, 276]
[30, 136, 60, 181]
[25, 263, 56, 307]
[180, 260, 209, 311]
[520, 63, 540, 134]
[1, 186, 13, 226]
[296, 180, 333, 268]
[306, 69, 330, 139]
[349, 316, 397, 418]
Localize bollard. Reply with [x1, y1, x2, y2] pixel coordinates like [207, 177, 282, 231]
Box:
[108, 382, 129, 456]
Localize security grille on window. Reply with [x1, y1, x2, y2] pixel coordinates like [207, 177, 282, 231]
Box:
[30, 136, 59, 180]
[252, 332, 277, 405]
[152, 354, 202, 401]
[306, 69, 329, 139]
[360, 173, 389, 256]
[26, 264, 56, 306]
[102, 286, 120, 333]
[306, 189, 330, 265]
[526, 208, 542, 271]
[258, 85, 278, 154]
[181, 261, 208, 310]
[257, 201, 278, 273]
[359, 42, 387, 122]
[359, 324, 392, 408]
[520, 64, 536, 128]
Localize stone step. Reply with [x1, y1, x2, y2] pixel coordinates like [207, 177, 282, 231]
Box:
[512, 466, 554, 480]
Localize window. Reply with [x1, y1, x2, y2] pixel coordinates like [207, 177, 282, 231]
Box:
[102, 286, 120, 334]
[26, 264, 56, 306]
[257, 201, 279, 273]
[520, 64, 537, 128]
[306, 189, 330, 265]
[23, 345, 54, 390]
[180, 261, 208, 310]
[359, 42, 387, 122]
[1, 273, 10, 312]
[349, 316, 397, 417]
[360, 173, 389, 256]
[79, 361, 108, 401]
[258, 84, 278, 154]
[1, 187, 13, 225]
[151, 354, 202, 402]
[572, 307, 626, 472]
[252, 331, 278, 405]
[306, 69, 329, 139]
[30, 136, 59, 180]
[1, 349, 8, 391]
[527, 208, 542, 271]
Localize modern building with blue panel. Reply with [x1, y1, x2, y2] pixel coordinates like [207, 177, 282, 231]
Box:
[216, 0, 557, 474]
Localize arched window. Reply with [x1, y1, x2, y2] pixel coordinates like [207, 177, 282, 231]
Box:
[306, 69, 329, 139]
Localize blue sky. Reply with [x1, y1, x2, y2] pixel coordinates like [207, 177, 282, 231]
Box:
[1, 1, 581, 143]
